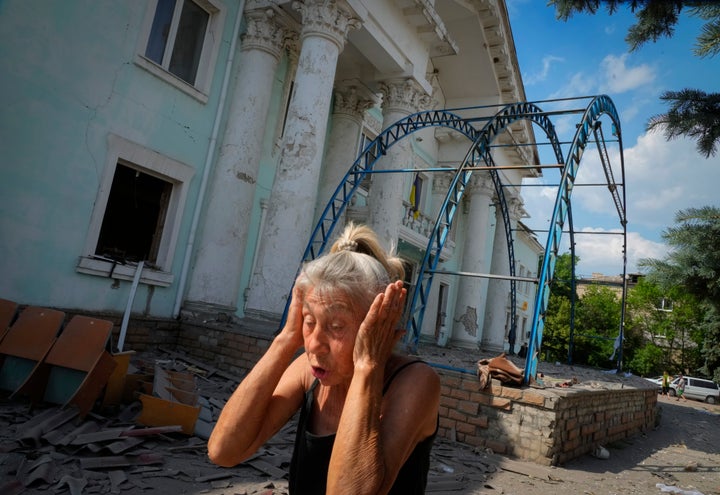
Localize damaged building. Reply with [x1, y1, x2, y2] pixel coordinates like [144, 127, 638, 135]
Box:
[1, 0, 542, 352]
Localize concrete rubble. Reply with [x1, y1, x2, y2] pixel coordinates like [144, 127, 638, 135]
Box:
[0, 347, 563, 494]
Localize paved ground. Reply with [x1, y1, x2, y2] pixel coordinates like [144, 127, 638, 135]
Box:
[2, 347, 719, 495]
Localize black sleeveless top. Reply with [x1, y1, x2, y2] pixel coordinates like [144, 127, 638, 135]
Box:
[288, 360, 437, 494]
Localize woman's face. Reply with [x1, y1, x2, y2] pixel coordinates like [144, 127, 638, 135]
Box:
[301, 287, 364, 387]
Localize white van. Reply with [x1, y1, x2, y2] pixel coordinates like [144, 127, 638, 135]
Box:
[669, 376, 720, 404]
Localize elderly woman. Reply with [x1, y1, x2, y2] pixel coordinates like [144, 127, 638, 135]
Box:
[208, 223, 440, 494]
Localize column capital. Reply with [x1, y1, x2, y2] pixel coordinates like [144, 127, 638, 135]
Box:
[507, 195, 527, 220]
[432, 171, 453, 194]
[242, 7, 297, 61]
[379, 78, 431, 116]
[293, 0, 361, 50]
[333, 82, 377, 120]
[467, 175, 494, 197]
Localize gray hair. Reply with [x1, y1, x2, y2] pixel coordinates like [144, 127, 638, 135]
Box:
[295, 223, 404, 314]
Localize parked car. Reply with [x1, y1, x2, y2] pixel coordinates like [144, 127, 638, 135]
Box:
[643, 376, 663, 393]
[669, 376, 720, 404]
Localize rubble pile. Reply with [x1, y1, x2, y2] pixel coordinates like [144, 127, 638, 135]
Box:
[0, 348, 535, 494]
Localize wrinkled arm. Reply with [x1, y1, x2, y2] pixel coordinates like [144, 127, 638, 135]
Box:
[207, 289, 306, 467]
[326, 281, 440, 494]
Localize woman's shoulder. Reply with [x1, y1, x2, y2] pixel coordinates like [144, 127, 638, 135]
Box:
[385, 355, 439, 389]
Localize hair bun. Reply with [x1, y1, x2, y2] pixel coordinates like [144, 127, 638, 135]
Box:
[336, 239, 358, 252]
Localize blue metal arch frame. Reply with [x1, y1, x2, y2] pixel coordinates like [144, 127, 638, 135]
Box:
[280, 109, 480, 325]
[284, 96, 625, 385]
[524, 95, 625, 382]
[407, 101, 565, 351]
[302, 110, 478, 263]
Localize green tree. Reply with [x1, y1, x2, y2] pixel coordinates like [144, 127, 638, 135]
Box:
[540, 253, 578, 363]
[640, 206, 720, 380]
[573, 285, 622, 368]
[541, 253, 627, 369]
[549, 1, 720, 157]
[625, 277, 706, 376]
[543, 296, 572, 363]
[628, 342, 664, 377]
[697, 307, 720, 382]
[640, 207, 720, 305]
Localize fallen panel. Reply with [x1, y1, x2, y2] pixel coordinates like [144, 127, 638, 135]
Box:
[16, 315, 117, 417]
[102, 351, 135, 407]
[136, 394, 200, 435]
[0, 306, 65, 394]
[0, 298, 19, 343]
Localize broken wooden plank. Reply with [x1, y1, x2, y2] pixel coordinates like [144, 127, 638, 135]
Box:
[102, 351, 135, 406]
[137, 394, 200, 435]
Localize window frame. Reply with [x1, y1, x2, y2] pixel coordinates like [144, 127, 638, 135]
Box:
[134, 0, 226, 103]
[76, 134, 194, 287]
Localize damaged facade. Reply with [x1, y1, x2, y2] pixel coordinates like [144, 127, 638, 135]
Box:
[0, 0, 543, 353]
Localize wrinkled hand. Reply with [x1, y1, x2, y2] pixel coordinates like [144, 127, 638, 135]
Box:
[279, 285, 305, 351]
[353, 280, 407, 368]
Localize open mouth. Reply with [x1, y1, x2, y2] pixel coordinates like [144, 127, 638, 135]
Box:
[311, 366, 329, 380]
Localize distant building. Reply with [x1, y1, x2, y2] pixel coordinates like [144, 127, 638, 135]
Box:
[576, 273, 642, 298]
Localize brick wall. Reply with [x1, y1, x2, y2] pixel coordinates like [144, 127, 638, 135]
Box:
[114, 318, 657, 466]
[436, 369, 657, 465]
[177, 322, 273, 378]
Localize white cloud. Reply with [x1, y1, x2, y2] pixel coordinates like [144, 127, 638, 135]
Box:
[623, 132, 720, 231]
[520, 131, 720, 276]
[524, 55, 564, 86]
[599, 54, 655, 93]
[572, 228, 667, 276]
[548, 71, 595, 99]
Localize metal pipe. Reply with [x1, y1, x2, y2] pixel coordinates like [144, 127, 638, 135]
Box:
[426, 269, 539, 283]
[118, 261, 144, 352]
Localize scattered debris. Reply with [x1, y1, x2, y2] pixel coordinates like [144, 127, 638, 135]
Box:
[656, 483, 705, 495]
[591, 445, 610, 460]
[477, 353, 524, 388]
[0, 345, 524, 494]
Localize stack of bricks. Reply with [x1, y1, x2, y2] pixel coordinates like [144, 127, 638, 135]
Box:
[435, 368, 657, 465]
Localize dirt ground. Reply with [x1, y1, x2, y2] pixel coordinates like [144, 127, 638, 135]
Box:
[2, 348, 719, 495]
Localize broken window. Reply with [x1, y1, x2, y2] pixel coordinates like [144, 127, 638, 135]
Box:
[77, 134, 194, 286]
[96, 163, 172, 264]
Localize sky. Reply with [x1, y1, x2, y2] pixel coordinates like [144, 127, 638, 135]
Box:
[505, 1, 720, 277]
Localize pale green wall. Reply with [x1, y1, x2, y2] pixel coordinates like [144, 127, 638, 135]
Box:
[0, 0, 244, 316]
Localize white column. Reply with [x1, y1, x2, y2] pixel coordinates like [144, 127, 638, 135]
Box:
[430, 171, 453, 345]
[483, 195, 523, 352]
[368, 79, 430, 249]
[246, 0, 360, 316]
[317, 82, 376, 216]
[452, 176, 495, 346]
[186, 8, 293, 313]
